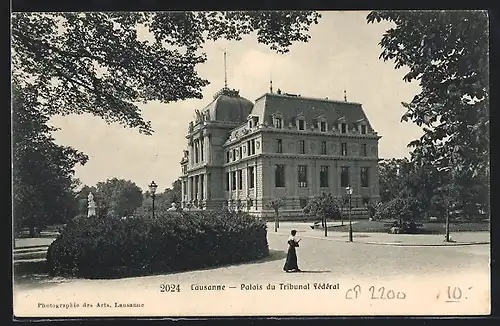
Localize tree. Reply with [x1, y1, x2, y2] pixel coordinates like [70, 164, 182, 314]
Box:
[378, 158, 411, 203]
[303, 193, 341, 237]
[12, 80, 88, 236]
[161, 179, 182, 208]
[374, 197, 419, 224]
[12, 11, 321, 135]
[266, 198, 285, 232]
[95, 178, 143, 217]
[367, 11, 489, 218]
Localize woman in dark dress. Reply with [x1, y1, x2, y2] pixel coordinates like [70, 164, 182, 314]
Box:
[283, 230, 301, 272]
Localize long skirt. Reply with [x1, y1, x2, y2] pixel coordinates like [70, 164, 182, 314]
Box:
[283, 246, 299, 271]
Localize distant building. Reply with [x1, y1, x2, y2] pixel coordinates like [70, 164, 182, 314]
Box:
[180, 87, 381, 218]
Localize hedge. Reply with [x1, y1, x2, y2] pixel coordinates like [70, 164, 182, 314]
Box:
[47, 210, 269, 279]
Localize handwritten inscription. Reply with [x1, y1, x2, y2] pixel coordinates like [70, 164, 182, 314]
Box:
[437, 286, 474, 302]
[345, 285, 406, 300]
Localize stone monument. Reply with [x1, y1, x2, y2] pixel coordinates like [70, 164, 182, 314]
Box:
[87, 192, 96, 217]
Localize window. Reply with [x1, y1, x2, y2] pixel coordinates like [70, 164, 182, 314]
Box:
[298, 165, 308, 187]
[200, 175, 204, 200]
[361, 144, 367, 157]
[299, 140, 306, 154]
[248, 120, 253, 128]
[320, 121, 327, 132]
[231, 171, 237, 190]
[277, 139, 283, 153]
[200, 139, 204, 162]
[298, 119, 305, 130]
[226, 151, 230, 163]
[232, 148, 236, 161]
[275, 165, 285, 187]
[248, 166, 255, 189]
[321, 141, 327, 155]
[361, 125, 367, 134]
[238, 169, 243, 190]
[320, 166, 329, 187]
[194, 140, 199, 163]
[226, 172, 230, 191]
[299, 198, 309, 209]
[341, 166, 349, 187]
[341, 123, 347, 134]
[247, 140, 255, 155]
[275, 117, 283, 129]
[341, 143, 348, 156]
[239, 146, 243, 159]
[361, 167, 369, 187]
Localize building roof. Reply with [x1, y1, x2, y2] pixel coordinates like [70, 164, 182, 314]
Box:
[250, 93, 372, 130]
[202, 88, 254, 123]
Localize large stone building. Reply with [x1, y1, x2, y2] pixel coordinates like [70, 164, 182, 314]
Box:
[180, 86, 381, 218]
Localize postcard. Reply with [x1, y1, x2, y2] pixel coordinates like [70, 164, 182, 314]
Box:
[12, 10, 490, 317]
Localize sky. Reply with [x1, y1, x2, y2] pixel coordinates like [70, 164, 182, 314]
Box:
[49, 11, 423, 192]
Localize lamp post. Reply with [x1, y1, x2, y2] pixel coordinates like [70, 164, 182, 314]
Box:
[148, 181, 158, 218]
[346, 185, 353, 242]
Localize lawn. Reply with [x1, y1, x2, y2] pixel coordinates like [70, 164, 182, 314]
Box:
[322, 219, 490, 234]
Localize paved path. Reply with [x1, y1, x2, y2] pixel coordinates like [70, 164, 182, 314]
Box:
[269, 222, 490, 246]
[13, 230, 490, 317]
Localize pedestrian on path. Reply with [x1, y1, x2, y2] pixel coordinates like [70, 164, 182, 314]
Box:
[283, 229, 301, 272]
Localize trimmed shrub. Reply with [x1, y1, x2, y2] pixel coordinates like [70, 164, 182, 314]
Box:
[47, 210, 268, 279]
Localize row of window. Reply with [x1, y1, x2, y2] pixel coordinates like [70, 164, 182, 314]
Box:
[225, 166, 256, 191]
[277, 139, 369, 156]
[275, 165, 370, 188]
[273, 117, 368, 135]
[226, 139, 257, 163]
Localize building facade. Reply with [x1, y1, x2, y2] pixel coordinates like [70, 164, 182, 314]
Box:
[180, 87, 381, 218]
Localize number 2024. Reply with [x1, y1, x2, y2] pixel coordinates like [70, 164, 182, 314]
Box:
[160, 284, 180, 292]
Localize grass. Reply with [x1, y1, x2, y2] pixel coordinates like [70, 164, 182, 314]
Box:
[326, 219, 490, 234]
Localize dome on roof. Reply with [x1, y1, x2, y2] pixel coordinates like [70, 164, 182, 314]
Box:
[203, 88, 253, 123]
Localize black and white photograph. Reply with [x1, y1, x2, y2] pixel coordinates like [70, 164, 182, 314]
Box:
[11, 10, 490, 317]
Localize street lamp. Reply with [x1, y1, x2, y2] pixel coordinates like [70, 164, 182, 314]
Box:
[148, 181, 158, 218]
[346, 185, 353, 242]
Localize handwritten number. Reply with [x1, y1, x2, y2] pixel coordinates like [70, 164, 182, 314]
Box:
[369, 286, 376, 299]
[349, 285, 406, 300]
[378, 286, 385, 299]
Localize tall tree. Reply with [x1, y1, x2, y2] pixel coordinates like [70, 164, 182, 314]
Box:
[378, 158, 411, 203]
[12, 11, 321, 135]
[12, 80, 88, 235]
[95, 178, 143, 217]
[367, 11, 489, 215]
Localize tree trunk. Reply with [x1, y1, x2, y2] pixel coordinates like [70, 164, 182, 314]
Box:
[274, 211, 279, 232]
[29, 225, 37, 237]
[324, 216, 328, 237]
[445, 207, 450, 242]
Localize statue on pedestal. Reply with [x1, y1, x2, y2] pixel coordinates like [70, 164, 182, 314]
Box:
[167, 202, 178, 211]
[87, 192, 96, 217]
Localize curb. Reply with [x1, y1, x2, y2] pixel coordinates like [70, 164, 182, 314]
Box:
[269, 232, 490, 247]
